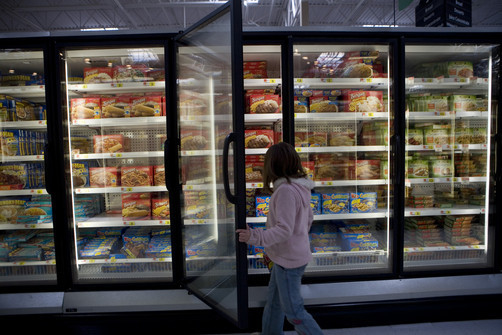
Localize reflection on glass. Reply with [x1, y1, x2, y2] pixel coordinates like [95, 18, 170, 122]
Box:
[63, 47, 171, 283]
[0, 49, 56, 284]
[177, 10, 238, 317]
[291, 44, 392, 275]
[403, 44, 498, 270]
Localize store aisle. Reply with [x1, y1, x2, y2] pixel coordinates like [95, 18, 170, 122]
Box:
[225, 319, 502, 335]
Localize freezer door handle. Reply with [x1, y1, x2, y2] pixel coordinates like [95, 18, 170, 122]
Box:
[163, 137, 169, 190]
[43, 144, 54, 195]
[223, 132, 237, 204]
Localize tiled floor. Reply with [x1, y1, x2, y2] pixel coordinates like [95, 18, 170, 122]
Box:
[227, 319, 502, 335]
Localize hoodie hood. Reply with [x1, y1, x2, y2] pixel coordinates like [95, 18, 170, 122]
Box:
[273, 177, 314, 191]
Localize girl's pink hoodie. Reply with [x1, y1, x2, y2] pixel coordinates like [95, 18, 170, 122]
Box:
[247, 177, 314, 269]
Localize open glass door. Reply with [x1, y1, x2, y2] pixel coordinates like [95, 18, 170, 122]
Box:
[175, 0, 247, 328]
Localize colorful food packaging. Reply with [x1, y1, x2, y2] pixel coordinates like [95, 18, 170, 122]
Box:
[346, 90, 384, 113]
[294, 96, 308, 113]
[121, 166, 153, 187]
[243, 61, 268, 79]
[447, 61, 473, 78]
[322, 193, 350, 214]
[309, 96, 339, 113]
[83, 67, 113, 84]
[407, 160, 429, 178]
[180, 128, 209, 151]
[101, 96, 131, 118]
[151, 194, 170, 220]
[89, 167, 119, 188]
[71, 98, 101, 120]
[307, 132, 328, 147]
[255, 195, 271, 217]
[245, 129, 274, 148]
[406, 129, 424, 145]
[0, 164, 28, 189]
[153, 165, 166, 186]
[310, 193, 322, 215]
[122, 193, 151, 220]
[430, 160, 453, 177]
[72, 162, 90, 188]
[450, 95, 477, 112]
[93, 135, 125, 153]
[131, 96, 162, 117]
[248, 94, 281, 114]
[350, 160, 380, 180]
[350, 192, 377, 213]
[113, 64, 149, 82]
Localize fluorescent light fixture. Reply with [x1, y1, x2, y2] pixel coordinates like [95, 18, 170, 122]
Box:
[80, 27, 120, 31]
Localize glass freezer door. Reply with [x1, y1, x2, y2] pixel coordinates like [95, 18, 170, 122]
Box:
[62, 45, 171, 283]
[0, 48, 56, 286]
[176, 1, 247, 329]
[403, 43, 499, 270]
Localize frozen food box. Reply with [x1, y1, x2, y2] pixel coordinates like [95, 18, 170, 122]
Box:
[342, 238, 378, 251]
[424, 127, 451, 145]
[322, 193, 349, 214]
[1, 130, 22, 156]
[310, 193, 322, 215]
[470, 128, 487, 144]
[180, 128, 209, 151]
[131, 95, 162, 117]
[122, 193, 151, 220]
[83, 67, 114, 84]
[406, 129, 424, 145]
[151, 195, 170, 220]
[350, 192, 377, 213]
[89, 167, 119, 188]
[307, 132, 328, 147]
[425, 95, 449, 112]
[245, 129, 274, 148]
[93, 135, 125, 153]
[243, 61, 268, 79]
[294, 96, 308, 113]
[71, 98, 101, 120]
[0, 164, 28, 189]
[248, 94, 281, 114]
[295, 131, 308, 147]
[255, 195, 271, 217]
[350, 160, 380, 180]
[72, 162, 90, 188]
[450, 95, 477, 112]
[430, 160, 453, 178]
[447, 61, 473, 78]
[309, 96, 339, 113]
[329, 131, 355, 146]
[302, 161, 315, 180]
[121, 166, 153, 187]
[153, 165, 166, 186]
[101, 96, 131, 118]
[455, 127, 472, 144]
[407, 159, 429, 178]
[113, 64, 150, 82]
[0, 198, 27, 223]
[346, 90, 384, 113]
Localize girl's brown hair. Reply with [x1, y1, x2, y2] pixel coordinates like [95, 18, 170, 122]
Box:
[262, 142, 307, 193]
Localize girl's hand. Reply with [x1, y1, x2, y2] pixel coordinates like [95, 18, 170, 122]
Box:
[236, 224, 251, 243]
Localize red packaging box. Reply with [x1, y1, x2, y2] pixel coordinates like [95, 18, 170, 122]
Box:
[349, 160, 381, 180]
[248, 94, 281, 114]
[180, 128, 209, 151]
[70, 98, 101, 120]
[93, 135, 125, 153]
[122, 193, 151, 220]
[89, 167, 119, 188]
[83, 67, 113, 84]
[245, 129, 274, 148]
[131, 96, 162, 117]
[113, 64, 149, 82]
[153, 165, 166, 186]
[121, 166, 153, 187]
[101, 96, 131, 118]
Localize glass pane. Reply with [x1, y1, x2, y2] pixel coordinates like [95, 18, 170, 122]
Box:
[242, 45, 283, 273]
[404, 44, 498, 270]
[292, 45, 392, 275]
[62, 46, 171, 283]
[0, 49, 57, 285]
[177, 9, 239, 320]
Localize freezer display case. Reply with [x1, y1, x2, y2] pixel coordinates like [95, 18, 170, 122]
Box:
[61, 46, 172, 282]
[0, 49, 56, 285]
[403, 44, 499, 270]
[242, 45, 283, 273]
[291, 44, 393, 275]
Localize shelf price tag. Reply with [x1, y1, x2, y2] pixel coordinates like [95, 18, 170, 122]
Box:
[295, 78, 303, 83]
[410, 211, 421, 216]
[122, 187, 134, 192]
[434, 144, 443, 152]
[321, 181, 334, 186]
[185, 185, 194, 190]
[124, 221, 135, 226]
[264, 79, 276, 84]
[441, 210, 451, 214]
[360, 78, 372, 83]
[295, 148, 302, 152]
[321, 78, 333, 83]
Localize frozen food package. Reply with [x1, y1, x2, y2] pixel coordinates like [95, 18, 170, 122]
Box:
[350, 192, 377, 213]
[72, 162, 90, 188]
[180, 128, 208, 151]
[131, 96, 162, 117]
[71, 98, 101, 120]
[0, 164, 28, 189]
[255, 195, 271, 217]
[113, 64, 149, 82]
[121, 166, 153, 187]
[248, 94, 281, 114]
[245, 129, 274, 148]
[89, 167, 119, 188]
[406, 128, 424, 145]
[83, 67, 113, 84]
[151, 194, 170, 220]
[122, 193, 151, 220]
[447, 61, 473, 78]
[153, 165, 166, 186]
[101, 96, 131, 118]
[346, 91, 384, 113]
[93, 135, 125, 153]
[322, 193, 349, 214]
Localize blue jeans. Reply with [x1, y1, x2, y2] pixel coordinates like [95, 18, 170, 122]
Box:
[261, 264, 324, 335]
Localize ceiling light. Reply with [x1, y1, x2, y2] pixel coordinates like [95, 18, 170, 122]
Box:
[84, 58, 91, 64]
[8, 69, 14, 74]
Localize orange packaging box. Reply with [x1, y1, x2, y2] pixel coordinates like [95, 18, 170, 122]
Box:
[180, 128, 209, 151]
[131, 96, 162, 117]
[89, 167, 119, 188]
[70, 98, 101, 120]
[113, 64, 149, 82]
[122, 193, 151, 220]
[83, 67, 113, 84]
[245, 129, 274, 148]
[93, 135, 125, 153]
[101, 96, 131, 118]
[248, 94, 281, 114]
[121, 166, 153, 187]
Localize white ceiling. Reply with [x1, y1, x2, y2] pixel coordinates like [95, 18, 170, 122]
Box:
[0, 0, 501, 34]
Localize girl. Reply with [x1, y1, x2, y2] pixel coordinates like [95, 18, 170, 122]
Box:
[237, 142, 323, 335]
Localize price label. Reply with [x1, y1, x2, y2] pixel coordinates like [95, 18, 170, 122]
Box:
[428, 178, 434, 183]
[295, 148, 302, 152]
[110, 257, 117, 263]
[112, 153, 122, 157]
[410, 211, 421, 216]
[434, 144, 443, 152]
[361, 78, 372, 83]
[322, 78, 333, 83]
[186, 185, 194, 190]
[124, 221, 135, 226]
[82, 85, 88, 89]
[251, 183, 263, 188]
[321, 181, 334, 186]
[441, 210, 451, 214]
[295, 78, 303, 83]
[265, 79, 276, 84]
